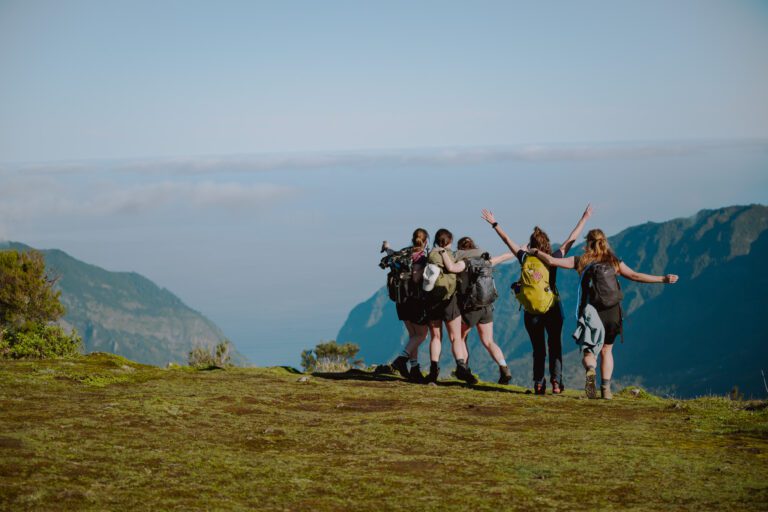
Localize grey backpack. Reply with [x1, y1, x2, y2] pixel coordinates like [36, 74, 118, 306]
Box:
[461, 253, 498, 309]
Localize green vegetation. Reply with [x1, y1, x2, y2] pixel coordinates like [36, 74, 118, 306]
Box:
[188, 340, 233, 369]
[1, 355, 766, 511]
[0, 249, 82, 359]
[300, 340, 362, 372]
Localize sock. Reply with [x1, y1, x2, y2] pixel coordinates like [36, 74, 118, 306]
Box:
[498, 359, 507, 368]
[399, 350, 409, 359]
[601, 378, 611, 389]
[586, 365, 596, 372]
[409, 358, 419, 369]
[455, 358, 467, 368]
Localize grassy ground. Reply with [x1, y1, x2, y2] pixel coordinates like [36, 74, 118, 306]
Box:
[1, 354, 767, 511]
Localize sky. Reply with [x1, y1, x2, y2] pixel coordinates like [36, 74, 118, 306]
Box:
[1, 1, 767, 365]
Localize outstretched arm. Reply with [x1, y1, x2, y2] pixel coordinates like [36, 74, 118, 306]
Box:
[560, 203, 592, 256]
[439, 249, 466, 273]
[529, 248, 576, 269]
[481, 209, 522, 255]
[490, 252, 514, 266]
[619, 262, 679, 284]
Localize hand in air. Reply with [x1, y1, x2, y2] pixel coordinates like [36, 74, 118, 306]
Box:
[664, 274, 679, 284]
[481, 209, 496, 225]
[380, 241, 390, 253]
[583, 203, 593, 220]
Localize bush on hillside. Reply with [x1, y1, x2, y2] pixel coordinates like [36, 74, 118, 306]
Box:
[0, 249, 81, 359]
[188, 340, 232, 369]
[301, 340, 363, 373]
[0, 324, 82, 359]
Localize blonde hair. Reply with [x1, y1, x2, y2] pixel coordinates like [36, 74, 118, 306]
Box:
[577, 229, 620, 274]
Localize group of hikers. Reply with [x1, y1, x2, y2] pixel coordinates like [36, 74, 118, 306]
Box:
[379, 205, 679, 399]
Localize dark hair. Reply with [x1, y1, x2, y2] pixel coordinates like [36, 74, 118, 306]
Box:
[457, 237, 476, 250]
[529, 226, 552, 255]
[411, 228, 429, 249]
[434, 228, 453, 248]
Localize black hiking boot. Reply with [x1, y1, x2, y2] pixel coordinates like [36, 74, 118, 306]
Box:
[498, 365, 512, 385]
[534, 382, 546, 395]
[425, 363, 440, 384]
[455, 365, 478, 385]
[391, 356, 409, 379]
[408, 365, 426, 384]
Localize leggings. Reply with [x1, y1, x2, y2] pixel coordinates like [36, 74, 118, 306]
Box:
[523, 302, 564, 386]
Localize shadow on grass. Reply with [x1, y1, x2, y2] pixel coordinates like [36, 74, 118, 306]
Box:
[312, 368, 530, 395]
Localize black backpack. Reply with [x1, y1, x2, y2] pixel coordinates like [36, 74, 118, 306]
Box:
[380, 248, 419, 304]
[460, 253, 498, 310]
[580, 262, 623, 311]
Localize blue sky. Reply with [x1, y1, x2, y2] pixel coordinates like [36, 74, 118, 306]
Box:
[1, 1, 767, 365]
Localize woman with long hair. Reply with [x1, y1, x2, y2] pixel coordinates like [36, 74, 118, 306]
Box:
[438, 236, 515, 383]
[481, 205, 593, 394]
[383, 228, 430, 382]
[531, 228, 679, 399]
[424, 228, 477, 384]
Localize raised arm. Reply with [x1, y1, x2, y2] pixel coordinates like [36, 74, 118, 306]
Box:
[529, 248, 576, 269]
[481, 209, 522, 255]
[490, 252, 514, 266]
[439, 249, 466, 273]
[619, 262, 679, 284]
[560, 203, 592, 256]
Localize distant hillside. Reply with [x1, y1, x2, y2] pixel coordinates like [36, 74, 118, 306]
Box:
[0, 242, 247, 367]
[337, 204, 768, 398]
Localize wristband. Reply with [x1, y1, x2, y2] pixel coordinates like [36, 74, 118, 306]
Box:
[491, 222, 498, 228]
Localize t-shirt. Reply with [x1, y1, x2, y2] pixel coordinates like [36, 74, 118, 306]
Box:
[427, 248, 457, 300]
[516, 248, 564, 294]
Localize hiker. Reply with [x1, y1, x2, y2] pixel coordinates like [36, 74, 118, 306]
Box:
[530, 228, 679, 399]
[424, 228, 477, 384]
[380, 228, 430, 382]
[481, 205, 593, 395]
[438, 236, 515, 384]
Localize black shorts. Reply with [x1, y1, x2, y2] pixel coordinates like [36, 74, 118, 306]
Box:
[597, 303, 622, 345]
[461, 305, 493, 328]
[396, 298, 427, 325]
[425, 293, 461, 323]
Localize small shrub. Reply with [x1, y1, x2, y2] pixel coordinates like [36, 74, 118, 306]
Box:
[188, 340, 232, 369]
[300, 340, 363, 373]
[0, 324, 82, 359]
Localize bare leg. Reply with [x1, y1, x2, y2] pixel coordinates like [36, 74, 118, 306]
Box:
[476, 321, 506, 365]
[600, 344, 614, 380]
[582, 350, 597, 370]
[403, 320, 428, 357]
[429, 320, 443, 362]
[446, 315, 466, 361]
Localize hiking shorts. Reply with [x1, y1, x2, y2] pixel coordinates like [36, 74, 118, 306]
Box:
[461, 305, 493, 328]
[425, 293, 461, 323]
[597, 303, 622, 345]
[396, 298, 427, 325]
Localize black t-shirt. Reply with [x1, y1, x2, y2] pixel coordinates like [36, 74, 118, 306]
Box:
[516, 248, 564, 295]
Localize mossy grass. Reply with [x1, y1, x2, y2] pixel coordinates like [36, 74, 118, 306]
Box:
[1, 355, 766, 511]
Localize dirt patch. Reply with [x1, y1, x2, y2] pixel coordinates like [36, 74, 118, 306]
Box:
[336, 398, 399, 412]
[386, 460, 425, 475]
[223, 406, 261, 415]
[463, 404, 507, 417]
[0, 437, 24, 449]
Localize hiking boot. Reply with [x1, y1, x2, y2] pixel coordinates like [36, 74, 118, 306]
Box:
[391, 356, 409, 379]
[498, 365, 512, 385]
[601, 385, 613, 400]
[408, 365, 426, 384]
[552, 381, 562, 395]
[534, 382, 546, 395]
[425, 364, 440, 384]
[456, 365, 478, 385]
[585, 369, 598, 399]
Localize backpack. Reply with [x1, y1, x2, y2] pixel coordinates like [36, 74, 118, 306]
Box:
[380, 247, 419, 304]
[460, 253, 498, 310]
[579, 262, 623, 311]
[513, 254, 555, 314]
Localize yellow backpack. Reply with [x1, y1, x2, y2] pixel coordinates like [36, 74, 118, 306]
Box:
[513, 255, 555, 314]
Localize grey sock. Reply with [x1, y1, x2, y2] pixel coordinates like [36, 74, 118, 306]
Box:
[409, 358, 419, 369]
[601, 378, 611, 389]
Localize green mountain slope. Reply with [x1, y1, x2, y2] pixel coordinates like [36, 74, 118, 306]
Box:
[0, 242, 246, 366]
[338, 204, 768, 397]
